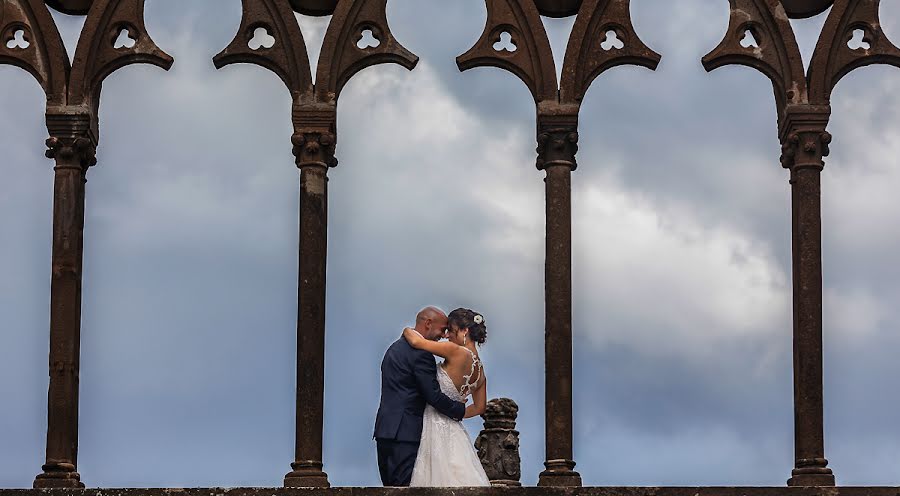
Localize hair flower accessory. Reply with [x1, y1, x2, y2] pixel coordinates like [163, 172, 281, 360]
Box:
[473, 314, 484, 325]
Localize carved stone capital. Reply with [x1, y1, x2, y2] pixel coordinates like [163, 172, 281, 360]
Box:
[44, 109, 98, 170]
[44, 136, 97, 170]
[779, 105, 832, 171]
[291, 104, 338, 169]
[537, 108, 579, 171]
[292, 131, 337, 169]
[536, 128, 579, 171]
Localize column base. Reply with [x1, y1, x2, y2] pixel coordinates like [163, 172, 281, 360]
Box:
[538, 459, 582, 487]
[284, 460, 330, 488]
[788, 458, 835, 486]
[34, 462, 85, 489]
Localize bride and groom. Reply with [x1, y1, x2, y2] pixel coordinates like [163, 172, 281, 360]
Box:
[373, 306, 491, 487]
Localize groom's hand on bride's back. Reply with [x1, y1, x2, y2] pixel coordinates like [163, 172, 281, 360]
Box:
[412, 350, 466, 421]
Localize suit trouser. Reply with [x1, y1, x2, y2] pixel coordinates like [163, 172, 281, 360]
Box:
[376, 438, 420, 486]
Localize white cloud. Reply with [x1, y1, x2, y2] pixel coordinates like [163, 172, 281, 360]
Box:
[571, 171, 789, 358]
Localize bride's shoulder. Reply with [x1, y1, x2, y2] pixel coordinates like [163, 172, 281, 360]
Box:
[444, 343, 472, 361]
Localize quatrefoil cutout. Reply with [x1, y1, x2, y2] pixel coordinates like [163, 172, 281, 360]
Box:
[357, 28, 380, 49]
[6, 28, 29, 49]
[493, 31, 517, 52]
[248, 26, 275, 50]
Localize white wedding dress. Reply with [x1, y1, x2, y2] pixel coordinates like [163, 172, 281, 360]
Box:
[409, 350, 491, 487]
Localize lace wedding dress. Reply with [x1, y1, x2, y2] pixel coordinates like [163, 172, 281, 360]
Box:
[409, 350, 491, 487]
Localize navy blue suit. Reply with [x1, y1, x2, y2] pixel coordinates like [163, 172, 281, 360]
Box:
[374, 336, 466, 486]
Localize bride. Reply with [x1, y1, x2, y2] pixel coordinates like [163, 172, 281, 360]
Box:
[402, 307, 491, 487]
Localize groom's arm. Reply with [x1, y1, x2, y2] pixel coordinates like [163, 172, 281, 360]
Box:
[412, 350, 466, 421]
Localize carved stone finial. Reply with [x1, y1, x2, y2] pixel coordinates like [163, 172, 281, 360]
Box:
[475, 398, 521, 486]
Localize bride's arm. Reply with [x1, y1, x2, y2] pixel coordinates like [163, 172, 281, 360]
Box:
[403, 327, 461, 360]
[464, 377, 487, 419]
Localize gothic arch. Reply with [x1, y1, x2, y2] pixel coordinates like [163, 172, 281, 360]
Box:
[314, 0, 418, 104]
[560, 0, 660, 104]
[213, 0, 313, 100]
[0, 0, 69, 105]
[807, 0, 900, 104]
[457, 0, 557, 104]
[68, 0, 173, 109]
[703, 0, 808, 119]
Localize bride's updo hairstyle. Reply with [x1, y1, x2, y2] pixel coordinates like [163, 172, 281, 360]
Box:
[448, 308, 488, 345]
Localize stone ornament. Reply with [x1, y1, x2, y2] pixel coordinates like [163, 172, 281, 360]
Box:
[475, 398, 522, 487]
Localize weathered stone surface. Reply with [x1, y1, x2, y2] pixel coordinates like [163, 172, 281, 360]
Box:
[475, 398, 521, 486]
[2, 487, 900, 496]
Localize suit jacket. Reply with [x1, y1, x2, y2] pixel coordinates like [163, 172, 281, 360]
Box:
[373, 336, 466, 442]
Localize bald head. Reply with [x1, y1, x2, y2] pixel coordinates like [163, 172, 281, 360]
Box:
[415, 306, 448, 341]
[416, 306, 445, 323]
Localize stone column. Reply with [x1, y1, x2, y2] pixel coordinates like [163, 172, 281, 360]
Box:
[536, 109, 582, 487]
[34, 111, 96, 489]
[780, 105, 835, 487]
[475, 398, 522, 486]
[284, 107, 335, 488]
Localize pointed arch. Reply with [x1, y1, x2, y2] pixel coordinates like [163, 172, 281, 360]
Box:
[314, 0, 418, 104]
[457, 0, 558, 104]
[560, 0, 660, 104]
[808, 0, 900, 104]
[68, 0, 173, 107]
[214, 0, 313, 100]
[703, 0, 808, 117]
[0, 0, 69, 105]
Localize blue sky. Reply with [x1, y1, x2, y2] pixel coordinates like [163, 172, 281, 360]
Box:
[2, 0, 900, 488]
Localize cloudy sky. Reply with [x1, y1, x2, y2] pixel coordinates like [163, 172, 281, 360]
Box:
[2, 0, 900, 488]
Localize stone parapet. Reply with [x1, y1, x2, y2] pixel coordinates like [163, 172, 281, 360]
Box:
[3, 487, 900, 496]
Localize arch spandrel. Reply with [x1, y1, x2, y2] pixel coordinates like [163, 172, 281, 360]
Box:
[807, 0, 900, 104]
[456, 0, 558, 104]
[314, 0, 418, 105]
[0, 0, 69, 106]
[702, 0, 807, 117]
[214, 0, 313, 100]
[559, 0, 660, 104]
[68, 0, 173, 107]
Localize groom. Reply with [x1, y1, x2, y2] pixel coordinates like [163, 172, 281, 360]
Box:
[373, 306, 466, 486]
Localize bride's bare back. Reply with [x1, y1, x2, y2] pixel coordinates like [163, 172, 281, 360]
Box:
[403, 327, 488, 419]
[440, 347, 483, 396]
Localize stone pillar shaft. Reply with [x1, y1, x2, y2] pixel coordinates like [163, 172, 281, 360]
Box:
[544, 163, 573, 463]
[34, 122, 96, 489]
[536, 112, 582, 487]
[780, 106, 835, 487]
[284, 111, 336, 488]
